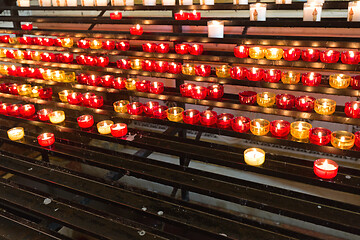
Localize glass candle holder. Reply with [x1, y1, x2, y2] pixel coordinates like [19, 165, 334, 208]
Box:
[112, 77, 126, 90]
[9, 83, 19, 95]
[38, 87, 53, 100]
[270, 120, 290, 138]
[183, 109, 200, 124]
[230, 66, 247, 80]
[351, 75, 360, 90]
[168, 62, 182, 74]
[200, 110, 217, 126]
[302, 48, 320, 62]
[355, 131, 360, 148]
[309, 127, 331, 146]
[152, 106, 168, 119]
[51, 70, 65, 82]
[135, 80, 150, 92]
[7, 127, 24, 141]
[195, 65, 212, 77]
[8, 104, 22, 116]
[42, 69, 53, 81]
[265, 48, 283, 60]
[234, 45, 249, 58]
[281, 71, 301, 84]
[89, 95, 103, 108]
[208, 84, 224, 99]
[180, 83, 196, 97]
[0, 103, 10, 114]
[331, 131, 355, 149]
[345, 101, 360, 118]
[102, 40, 115, 50]
[18, 84, 32, 96]
[37, 109, 52, 121]
[90, 39, 102, 49]
[77, 39, 90, 49]
[257, 92, 276, 107]
[30, 86, 42, 98]
[246, 67, 264, 81]
[130, 25, 144, 35]
[100, 75, 114, 87]
[154, 61, 169, 73]
[67, 92, 83, 105]
[239, 91, 257, 105]
[250, 119, 270, 136]
[189, 44, 203, 55]
[314, 99, 336, 115]
[283, 48, 301, 61]
[14, 50, 24, 60]
[87, 75, 101, 86]
[301, 72, 322, 86]
[329, 74, 351, 89]
[114, 100, 130, 113]
[216, 113, 234, 129]
[110, 123, 128, 138]
[249, 47, 265, 59]
[275, 94, 295, 109]
[116, 41, 130, 51]
[264, 69, 281, 83]
[49, 111, 65, 124]
[97, 120, 114, 135]
[37, 133, 55, 147]
[149, 82, 164, 94]
[142, 43, 157, 52]
[314, 159, 338, 179]
[144, 101, 160, 116]
[320, 50, 340, 63]
[142, 60, 155, 72]
[127, 102, 143, 115]
[182, 64, 195, 75]
[131, 59, 143, 70]
[295, 96, 316, 112]
[175, 44, 190, 54]
[77, 115, 94, 129]
[61, 38, 73, 48]
[216, 65, 231, 78]
[290, 121, 312, 139]
[231, 116, 251, 133]
[191, 86, 208, 99]
[58, 90, 74, 103]
[20, 104, 35, 118]
[125, 78, 139, 90]
[341, 50, 360, 65]
[166, 107, 184, 122]
[156, 43, 170, 54]
[244, 148, 265, 166]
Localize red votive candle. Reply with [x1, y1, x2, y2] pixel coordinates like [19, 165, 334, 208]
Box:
[42, 38, 55, 46]
[102, 40, 115, 50]
[82, 92, 95, 106]
[174, 10, 188, 20]
[20, 104, 35, 118]
[142, 60, 155, 72]
[144, 101, 159, 116]
[76, 55, 86, 65]
[301, 72, 322, 86]
[24, 50, 32, 60]
[152, 106, 168, 119]
[309, 127, 331, 146]
[9, 83, 18, 95]
[77, 115, 94, 129]
[87, 75, 101, 86]
[301, 49, 320, 62]
[230, 66, 247, 80]
[37, 133, 55, 147]
[0, 83, 10, 93]
[320, 50, 340, 63]
[116, 41, 130, 51]
[276, 94, 295, 109]
[191, 86, 208, 99]
[97, 56, 109, 67]
[188, 10, 201, 20]
[156, 43, 170, 53]
[59, 53, 74, 63]
[200, 110, 217, 126]
[84, 55, 98, 66]
[234, 45, 249, 58]
[283, 48, 301, 61]
[77, 73, 88, 84]
[0, 35, 10, 43]
[175, 44, 190, 54]
[77, 39, 90, 49]
[38, 87, 53, 100]
[89, 95, 104, 108]
[112, 77, 126, 89]
[149, 82, 164, 94]
[130, 24, 143, 35]
[18, 36, 33, 45]
[351, 76, 360, 90]
[111, 123, 128, 137]
[41, 52, 56, 62]
[189, 44, 203, 55]
[231, 116, 250, 133]
[127, 102, 143, 115]
[264, 69, 281, 83]
[314, 159, 338, 179]
[54, 38, 62, 47]
[246, 67, 264, 81]
[183, 109, 200, 124]
[6, 50, 14, 59]
[217, 113, 234, 129]
[239, 91, 257, 105]
[195, 65, 211, 77]
[110, 11, 122, 20]
[270, 120, 290, 138]
[345, 101, 360, 118]
[117, 59, 131, 69]
[135, 80, 150, 92]
[295, 96, 315, 112]
[67, 92, 83, 105]
[37, 109, 52, 121]
[0, 103, 10, 114]
[341, 50, 360, 65]
[154, 61, 169, 73]
[142, 43, 157, 53]
[180, 83, 196, 97]
[8, 104, 22, 116]
[17, 67, 29, 77]
[168, 62, 182, 74]
[101, 75, 114, 87]
[355, 131, 360, 148]
[208, 84, 224, 99]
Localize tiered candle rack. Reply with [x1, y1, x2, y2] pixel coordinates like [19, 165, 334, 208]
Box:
[0, 2, 359, 240]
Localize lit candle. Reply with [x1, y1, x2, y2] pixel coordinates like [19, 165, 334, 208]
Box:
[200, 110, 217, 126]
[244, 148, 265, 166]
[67, 92, 83, 105]
[135, 80, 150, 92]
[208, 84, 224, 99]
[283, 48, 301, 61]
[200, 0, 214, 5]
[309, 127, 331, 146]
[275, 94, 296, 109]
[341, 50, 360, 65]
[20, 104, 35, 118]
[102, 40, 115, 50]
[110, 123, 128, 137]
[117, 58, 131, 69]
[234, 45, 249, 58]
[250, 3, 267, 21]
[180, 83, 196, 97]
[320, 50, 340, 63]
[331, 131, 355, 149]
[216, 65, 231, 78]
[249, 47, 265, 59]
[77, 115, 94, 129]
[189, 44, 203, 55]
[143, 0, 156, 5]
[314, 98, 336, 115]
[188, 10, 201, 20]
[125, 78, 139, 90]
[313, 159, 338, 179]
[130, 24, 143, 35]
[7, 127, 24, 141]
[231, 116, 251, 133]
[110, 11, 122, 20]
[281, 71, 301, 84]
[113, 100, 130, 113]
[207, 20, 224, 38]
[250, 119, 270, 136]
[174, 10, 188, 20]
[131, 59, 143, 70]
[97, 120, 114, 135]
[18, 84, 32, 96]
[329, 74, 351, 89]
[270, 120, 290, 138]
[265, 48, 283, 60]
[166, 107, 184, 122]
[116, 41, 130, 51]
[37, 133, 55, 147]
[264, 69, 281, 83]
[156, 43, 170, 54]
[89, 95, 104, 108]
[183, 109, 200, 124]
[301, 72, 322, 86]
[58, 90, 74, 103]
[257, 92, 275, 107]
[90, 40, 102, 49]
[290, 121, 312, 140]
[303, 3, 322, 22]
[152, 106, 168, 119]
[230, 66, 247, 80]
[175, 44, 190, 54]
[30, 86, 42, 98]
[302, 48, 320, 62]
[51, 70, 65, 82]
[144, 101, 160, 116]
[48, 111, 65, 124]
[154, 61, 169, 73]
[127, 102, 143, 115]
[345, 101, 360, 118]
[142, 43, 157, 53]
[61, 38, 73, 48]
[247, 67, 264, 81]
[149, 81, 164, 94]
[8, 104, 22, 116]
[348, 1, 360, 22]
[38, 87, 53, 100]
[216, 113, 234, 129]
[295, 96, 316, 112]
[37, 109, 52, 121]
[191, 86, 208, 99]
[182, 64, 196, 75]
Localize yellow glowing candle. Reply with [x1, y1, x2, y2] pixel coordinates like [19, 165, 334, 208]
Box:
[125, 78, 139, 90]
[51, 70, 65, 82]
[0, 65, 8, 75]
[17, 84, 32, 96]
[61, 38, 74, 48]
[97, 120, 114, 134]
[0, 49, 7, 58]
[9, 37, 17, 44]
[314, 98, 336, 115]
[331, 131, 355, 149]
[250, 119, 270, 136]
[249, 47, 265, 59]
[14, 50, 24, 60]
[215, 65, 231, 78]
[30, 86, 42, 98]
[244, 148, 265, 166]
[131, 59, 142, 70]
[90, 39, 102, 49]
[58, 90, 74, 102]
[290, 121, 312, 139]
[281, 71, 301, 84]
[329, 74, 351, 89]
[166, 107, 184, 122]
[42, 69, 53, 81]
[257, 92, 275, 107]
[64, 72, 76, 82]
[7, 127, 24, 141]
[113, 100, 130, 113]
[182, 64, 195, 75]
[265, 48, 283, 60]
[31, 51, 42, 61]
[48, 111, 65, 124]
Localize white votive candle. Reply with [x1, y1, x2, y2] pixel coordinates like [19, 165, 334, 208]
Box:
[179, 0, 193, 5]
[250, 3, 267, 21]
[244, 148, 265, 166]
[233, 0, 248, 5]
[95, 0, 107, 5]
[162, 0, 175, 5]
[303, 3, 322, 21]
[39, 0, 52, 6]
[208, 20, 224, 38]
[348, 1, 360, 22]
[81, 0, 94, 6]
[143, 0, 156, 5]
[200, 0, 214, 5]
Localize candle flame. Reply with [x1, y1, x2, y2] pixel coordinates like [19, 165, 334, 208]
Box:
[289, 48, 294, 54]
[309, 49, 314, 54]
[256, 122, 261, 128]
[349, 51, 355, 58]
[189, 111, 194, 118]
[180, 10, 183, 14]
[136, 24, 141, 29]
[193, 10, 197, 14]
[277, 123, 281, 129]
[298, 123, 303, 131]
[264, 94, 269, 100]
[327, 50, 333, 57]
[340, 136, 346, 142]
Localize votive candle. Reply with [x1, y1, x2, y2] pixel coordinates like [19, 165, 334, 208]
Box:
[97, 120, 114, 134]
[331, 131, 355, 149]
[309, 127, 331, 145]
[166, 107, 184, 122]
[7, 127, 24, 141]
[314, 98, 336, 115]
[250, 119, 270, 136]
[314, 159, 338, 179]
[113, 100, 130, 113]
[48, 111, 65, 124]
[290, 121, 312, 139]
[257, 92, 275, 107]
